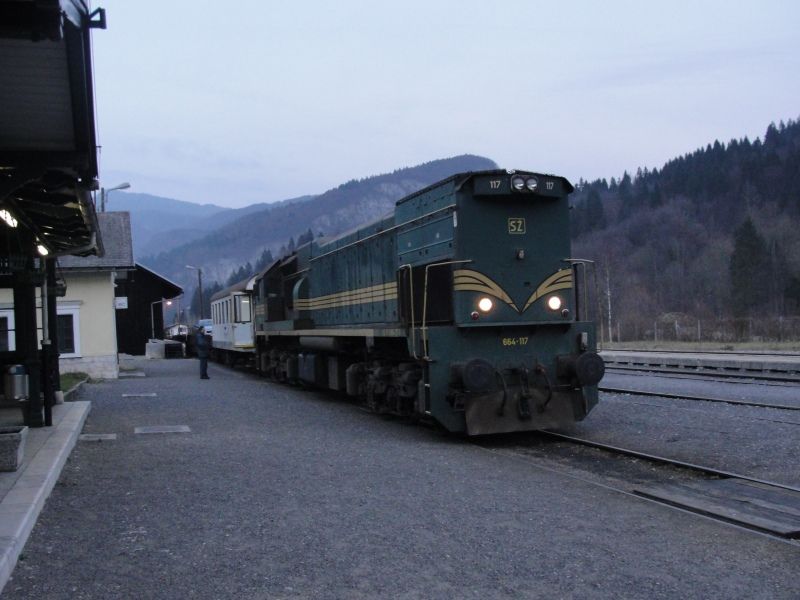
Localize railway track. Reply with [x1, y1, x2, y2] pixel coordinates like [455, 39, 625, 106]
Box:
[538, 430, 800, 493]
[599, 386, 800, 412]
[479, 431, 800, 543]
[602, 348, 800, 357]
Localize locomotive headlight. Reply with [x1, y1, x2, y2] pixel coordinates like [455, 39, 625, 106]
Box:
[511, 175, 525, 191]
[525, 177, 538, 191]
[547, 295, 562, 311]
[478, 297, 494, 312]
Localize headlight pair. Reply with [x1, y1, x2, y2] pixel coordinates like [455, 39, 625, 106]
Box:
[511, 176, 538, 192]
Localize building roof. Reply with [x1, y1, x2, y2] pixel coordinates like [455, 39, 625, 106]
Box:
[0, 0, 106, 257]
[59, 212, 134, 270]
[134, 262, 183, 299]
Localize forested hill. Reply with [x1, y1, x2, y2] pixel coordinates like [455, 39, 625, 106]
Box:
[569, 119, 800, 340]
[144, 154, 497, 288]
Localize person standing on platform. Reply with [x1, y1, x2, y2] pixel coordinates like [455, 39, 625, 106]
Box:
[195, 329, 210, 379]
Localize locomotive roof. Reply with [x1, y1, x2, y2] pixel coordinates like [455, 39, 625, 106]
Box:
[307, 169, 574, 259]
[394, 169, 574, 207]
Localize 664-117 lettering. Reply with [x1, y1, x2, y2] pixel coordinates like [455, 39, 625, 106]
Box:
[502, 337, 529, 347]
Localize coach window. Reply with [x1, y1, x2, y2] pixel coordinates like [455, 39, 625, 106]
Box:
[235, 295, 251, 322]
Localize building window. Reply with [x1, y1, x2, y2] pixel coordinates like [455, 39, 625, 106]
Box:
[56, 302, 81, 357]
[57, 315, 75, 354]
[0, 310, 14, 352]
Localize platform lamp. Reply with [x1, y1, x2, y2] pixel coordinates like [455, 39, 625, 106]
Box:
[150, 298, 172, 339]
[100, 182, 131, 212]
[186, 265, 204, 320]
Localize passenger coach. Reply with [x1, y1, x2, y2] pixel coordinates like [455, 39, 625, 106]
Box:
[209, 275, 256, 365]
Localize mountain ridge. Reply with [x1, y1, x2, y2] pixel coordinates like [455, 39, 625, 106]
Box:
[141, 154, 498, 287]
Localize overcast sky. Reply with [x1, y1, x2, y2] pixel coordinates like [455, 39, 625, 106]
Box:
[91, 0, 800, 208]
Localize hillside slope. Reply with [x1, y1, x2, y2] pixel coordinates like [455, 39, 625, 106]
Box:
[144, 155, 497, 286]
[568, 119, 800, 340]
[108, 192, 230, 255]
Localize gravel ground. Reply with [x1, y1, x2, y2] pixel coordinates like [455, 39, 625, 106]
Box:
[562, 389, 800, 486]
[2, 359, 799, 599]
[603, 371, 800, 407]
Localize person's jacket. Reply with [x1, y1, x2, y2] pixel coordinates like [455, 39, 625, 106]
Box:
[195, 332, 210, 358]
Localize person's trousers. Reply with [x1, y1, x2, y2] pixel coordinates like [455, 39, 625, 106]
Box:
[199, 357, 208, 378]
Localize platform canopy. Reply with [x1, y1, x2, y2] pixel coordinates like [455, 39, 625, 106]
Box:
[0, 0, 106, 257]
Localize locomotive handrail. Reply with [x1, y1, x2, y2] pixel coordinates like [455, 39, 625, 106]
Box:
[398, 264, 418, 359]
[562, 258, 595, 322]
[421, 259, 473, 360]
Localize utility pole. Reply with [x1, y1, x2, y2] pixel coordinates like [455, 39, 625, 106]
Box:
[186, 265, 204, 320]
[606, 264, 613, 344]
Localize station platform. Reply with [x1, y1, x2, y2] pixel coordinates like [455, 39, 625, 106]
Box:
[600, 350, 800, 376]
[0, 400, 90, 592]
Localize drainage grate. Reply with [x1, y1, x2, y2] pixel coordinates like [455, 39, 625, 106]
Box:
[119, 372, 146, 378]
[134, 425, 191, 434]
[122, 393, 157, 398]
[79, 434, 117, 442]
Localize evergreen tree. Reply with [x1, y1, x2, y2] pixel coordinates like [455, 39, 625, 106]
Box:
[255, 248, 274, 271]
[648, 183, 663, 208]
[617, 171, 634, 219]
[585, 189, 606, 230]
[729, 217, 770, 316]
[297, 228, 314, 246]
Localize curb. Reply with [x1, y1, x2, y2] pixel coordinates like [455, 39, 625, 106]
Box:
[0, 401, 91, 593]
[63, 377, 89, 400]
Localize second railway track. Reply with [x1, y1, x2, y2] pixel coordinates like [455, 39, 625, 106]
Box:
[599, 386, 800, 411]
[604, 364, 800, 382]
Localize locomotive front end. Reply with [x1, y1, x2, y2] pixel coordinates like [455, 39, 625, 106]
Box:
[417, 171, 604, 435]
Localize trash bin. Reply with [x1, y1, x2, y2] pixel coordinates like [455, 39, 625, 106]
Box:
[4, 365, 29, 402]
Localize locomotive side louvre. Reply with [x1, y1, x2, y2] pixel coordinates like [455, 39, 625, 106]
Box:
[250, 170, 604, 435]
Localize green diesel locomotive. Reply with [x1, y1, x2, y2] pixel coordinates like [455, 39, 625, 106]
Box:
[251, 170, 604, 435]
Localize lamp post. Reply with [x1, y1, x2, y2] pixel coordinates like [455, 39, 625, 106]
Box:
[186, 265, 204, 320]
[100, 182, 131, 212]
[150, 298, 172, 339]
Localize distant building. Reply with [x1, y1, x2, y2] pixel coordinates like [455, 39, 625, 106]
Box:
[42, 212, 136, 379]
[115, 263, 182, 355]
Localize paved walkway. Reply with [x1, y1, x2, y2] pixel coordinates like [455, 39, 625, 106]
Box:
[0, 401, 90, 592]
[2, 358, 799, 599]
